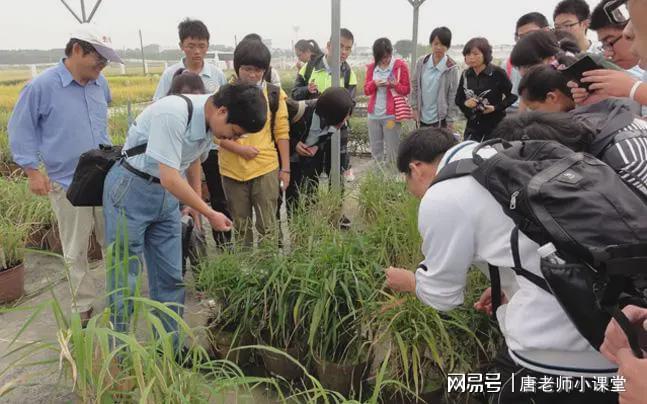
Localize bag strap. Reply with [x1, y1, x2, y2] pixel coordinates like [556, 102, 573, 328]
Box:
[489, 264, 502, 320]
[611, 307, 645, 358]
[430, 157, 477, 187]
[510, 226, 552, 294]
[123, 94, 194, 158]
[266, 83, 280, 137]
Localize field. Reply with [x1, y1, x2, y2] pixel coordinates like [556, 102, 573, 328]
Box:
[0, 66, 486, 402]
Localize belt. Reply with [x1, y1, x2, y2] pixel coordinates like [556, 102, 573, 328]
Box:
[121, 159, 160, 184]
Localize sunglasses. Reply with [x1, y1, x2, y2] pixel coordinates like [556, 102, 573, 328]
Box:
[604, 0, 630, 24]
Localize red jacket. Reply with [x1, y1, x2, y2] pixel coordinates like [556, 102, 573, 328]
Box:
[364, 58, 411, 115]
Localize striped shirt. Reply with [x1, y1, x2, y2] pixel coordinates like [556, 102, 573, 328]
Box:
[601, 119, 647, 197]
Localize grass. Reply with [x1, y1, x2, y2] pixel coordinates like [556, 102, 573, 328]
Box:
[0, 75, 158, 114]
[0, 217, 29, 270]
[194, 173, 500, 401]
[0, 177, 56, 228]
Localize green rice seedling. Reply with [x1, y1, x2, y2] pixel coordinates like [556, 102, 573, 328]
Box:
[0, 218, 29, 270]
[2, 217, 281, 403]
[0, 177, 56, 227]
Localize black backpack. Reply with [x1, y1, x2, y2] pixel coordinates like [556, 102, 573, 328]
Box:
[267, 83, 317, 138]
[433, 139, 647, 357]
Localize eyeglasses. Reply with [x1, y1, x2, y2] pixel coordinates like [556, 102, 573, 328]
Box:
[605, 0, 630, 24]
[554, 20, 583, 30]
[602, 35, 623, 52]
[184, 43, 208, 51]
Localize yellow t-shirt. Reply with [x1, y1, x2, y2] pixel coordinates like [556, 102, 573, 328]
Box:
[218, 86, 290, 182]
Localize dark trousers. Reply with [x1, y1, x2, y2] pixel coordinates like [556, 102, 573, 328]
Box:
[420, 119, 447, 128]
[479, 349, 619, 404]
[286, 139, 346, 215]
[201, 149, 232, 247]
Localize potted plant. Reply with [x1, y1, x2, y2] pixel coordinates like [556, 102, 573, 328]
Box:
[256, 248, 310, 381]
[0, 178, 57, 251]
[303, 232, 380, 399]
[197, 248, 263, 366]
[0, 219, 28, 303]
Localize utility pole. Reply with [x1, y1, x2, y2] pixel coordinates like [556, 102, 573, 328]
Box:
[407, 0, 428, 68]
[60, 0, 103, 23]
[139, 29, 146, 75]
[330, 0, 341, 191]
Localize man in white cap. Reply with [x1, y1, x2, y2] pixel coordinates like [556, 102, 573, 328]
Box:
[8, 23, 122, 324]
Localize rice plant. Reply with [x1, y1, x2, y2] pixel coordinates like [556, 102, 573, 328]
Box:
[0, 217, 29, 270]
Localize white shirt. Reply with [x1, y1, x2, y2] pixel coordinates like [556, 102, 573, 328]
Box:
[153, 59, 227, 101]
[415, 141, 617, 377]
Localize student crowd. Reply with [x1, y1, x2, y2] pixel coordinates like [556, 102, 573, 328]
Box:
[7, 0, 647, 402]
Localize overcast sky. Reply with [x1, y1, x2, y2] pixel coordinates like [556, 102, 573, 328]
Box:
[1, 0, 602, 51]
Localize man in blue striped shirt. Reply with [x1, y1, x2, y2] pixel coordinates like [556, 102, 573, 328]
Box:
[8, 24, 122, 323]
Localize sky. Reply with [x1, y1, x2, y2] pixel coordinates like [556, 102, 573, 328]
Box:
[0, 0, 602, 51]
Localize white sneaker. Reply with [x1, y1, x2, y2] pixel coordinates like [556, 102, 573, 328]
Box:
[343, 169, 355, 182]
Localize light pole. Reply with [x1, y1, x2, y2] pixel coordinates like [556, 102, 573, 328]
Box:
[330, 0, 341, 190]
[407, 0, 428, 68]
[60, 0, 103, 23]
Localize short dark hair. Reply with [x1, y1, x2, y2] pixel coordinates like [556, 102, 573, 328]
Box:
[372, 37, 393, 63]
[315, 87, 354, 127]
[242, 33, 262, 42]
[518, 64, 571, 102]
[462, 37, 493, 65]
[340, 28, 354, 43]
[590, 0, 626, 30]
[553, 0, 591, 21]
[429, 27, 452, 48]
[397, 128, 458, 174]
[65, 38, 96, 57]
[511, 31, 561, 68]
[295, 39, 322, 55]
[553, 30, 582, 54]
[212, 83, 267, 134]
[167, 70, 206, 95]
[516, 12, 550, 32]
[178, 18, 210, 43]
[493, 112, 594, 152]
[233, 39, 271, 75]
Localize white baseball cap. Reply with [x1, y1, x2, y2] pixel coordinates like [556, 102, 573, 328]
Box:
[70, 23, 123, 64]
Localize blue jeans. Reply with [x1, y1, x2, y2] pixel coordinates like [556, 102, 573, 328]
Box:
[103, 163, 184, 342]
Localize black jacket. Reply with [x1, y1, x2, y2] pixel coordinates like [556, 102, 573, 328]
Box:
[455, 64, 517, 141]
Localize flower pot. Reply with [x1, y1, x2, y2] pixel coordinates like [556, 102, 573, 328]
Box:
[315, 356, 373, 398]
[208, 327, 253, 366]
[258, 335, 306, 381]
[0, 263, 25, 303]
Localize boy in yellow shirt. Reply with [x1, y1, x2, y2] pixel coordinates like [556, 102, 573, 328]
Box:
[217, 39, 290, 247]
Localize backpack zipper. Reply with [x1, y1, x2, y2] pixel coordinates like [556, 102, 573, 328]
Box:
[510, 191, 520, 210]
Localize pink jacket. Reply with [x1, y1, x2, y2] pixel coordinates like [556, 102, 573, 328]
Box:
[364, 58, 411, 115]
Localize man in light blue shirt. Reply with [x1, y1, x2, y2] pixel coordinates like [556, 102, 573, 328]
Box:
[8, 24, 122, 322]
[103, 83, 267, 349]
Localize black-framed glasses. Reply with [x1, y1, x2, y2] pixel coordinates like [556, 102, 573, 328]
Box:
[602, 35, 623, 52]
[554, 20, 583, 30]
[605, 0, 630, 24]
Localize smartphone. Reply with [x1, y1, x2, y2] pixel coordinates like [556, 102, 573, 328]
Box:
[560, 55, 605, 90]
